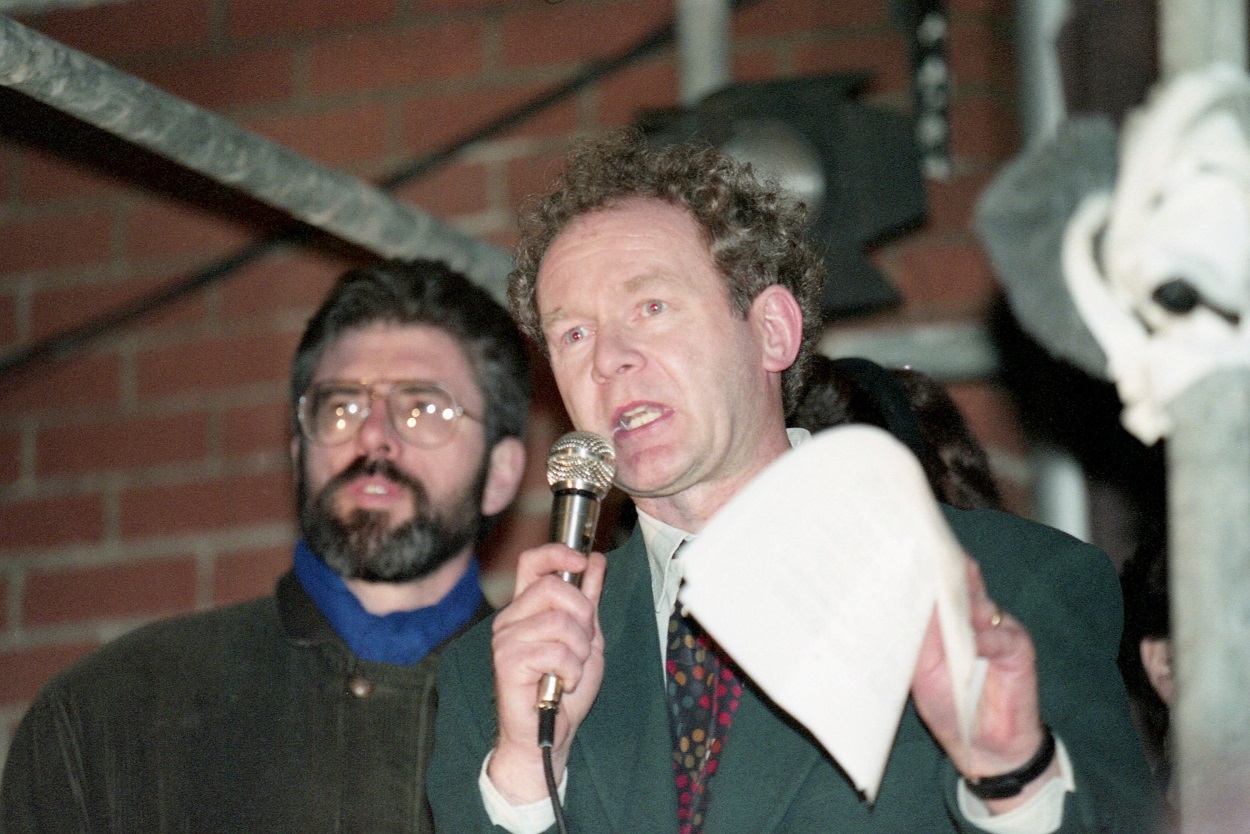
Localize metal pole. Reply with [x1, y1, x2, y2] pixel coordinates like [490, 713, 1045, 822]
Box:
[1159, 0, 1246, 81]
[0, 14, 512, 300]
[1011, 0, 1069, 147]
[676, 0, 731, 106]
[1156, 4, 1250, 832]
[1168, 369, 1250, 833]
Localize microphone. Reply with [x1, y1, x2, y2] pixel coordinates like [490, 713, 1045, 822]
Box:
[535, 431, 616, 719]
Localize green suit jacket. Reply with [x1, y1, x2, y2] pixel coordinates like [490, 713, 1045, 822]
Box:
[429, 507, 1157, 832]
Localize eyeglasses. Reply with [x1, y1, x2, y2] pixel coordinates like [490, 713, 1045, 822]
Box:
[297, 380, 482, 448]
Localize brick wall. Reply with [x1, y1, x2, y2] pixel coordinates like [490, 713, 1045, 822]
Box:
[0, 0, 1023, 762]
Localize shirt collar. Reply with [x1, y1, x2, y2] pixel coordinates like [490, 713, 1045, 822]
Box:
[638, 426, 812, 615]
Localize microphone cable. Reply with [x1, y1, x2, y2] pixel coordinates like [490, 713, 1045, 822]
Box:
[539, 706, 570, 834]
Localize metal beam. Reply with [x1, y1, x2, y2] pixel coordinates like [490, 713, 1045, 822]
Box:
[0, 0, 131, 14]
[1160, 0, 1246, 80]
[1156, 1, 1250, 831]
[0, 14, 512, 300]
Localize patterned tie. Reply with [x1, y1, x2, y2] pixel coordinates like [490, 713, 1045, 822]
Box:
[665, 607, 742, 834]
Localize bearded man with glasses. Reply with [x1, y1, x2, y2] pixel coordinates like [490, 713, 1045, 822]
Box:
[1, 260, 531, 834]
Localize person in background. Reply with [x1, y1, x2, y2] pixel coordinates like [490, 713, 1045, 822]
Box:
[1118, 529, 1175, 830]
[1, 259, 530, 834]
[788, 354, 1002, 511]
[428, 129, 1157, 833]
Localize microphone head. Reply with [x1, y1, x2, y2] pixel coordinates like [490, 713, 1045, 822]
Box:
[547, 431, 616, 500]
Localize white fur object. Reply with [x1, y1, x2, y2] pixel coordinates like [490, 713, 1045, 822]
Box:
[1062, 62, 1250, 444]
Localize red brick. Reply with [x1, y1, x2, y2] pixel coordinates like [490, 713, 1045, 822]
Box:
[597, 59, 679, 128]
[0, 211, 112, 276]
[246, 104, 389, 168]
[500, 0, 670, 69]
[134, 49, 295, 111]
[732, 49, 783, 82]
[223, 399, 291, 460]
[947, 380, 1028, 458]
[506, 149, 571, 210]
[892, 240, 998, 307]
[0, 642, 97, 704]
[0, 294, 17, 348]
[924, 171, 992, 235]
[136, 329, 299, 399]
[36, 413, 209, 478]
[228, 0, 396, 38]
[119, 471, 293, 539]
[949, 94, 1018, 162]
[22, 557, 197, 626]
[123, 198, 256, 262]
[413, 0, 510, 10]
[399, 85, 579, 155]
[0, 430, 21, 486]
[212, 544, 291, 605]
[479, 509, 546, 591]
[19, 149, 120, 203]
[948, 0, 1009, 14]
[0, 145, 13, 199]
[733, 0, 887, 38]
[947, 19, 1014, 90]
[393, 162, 490, 219]
[308, 22, 483, 97]
[31, 274, 206, 343]
[0, 494, 105, 553]
[220, 252, 348, 320]
[0, 353, 122, 416]
[795, 34, 910, 95]
[33, 0, 211, 59]
[483, 224, 520, 252]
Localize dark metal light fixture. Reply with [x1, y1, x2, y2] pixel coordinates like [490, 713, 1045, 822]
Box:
[639, 73, 926, 320]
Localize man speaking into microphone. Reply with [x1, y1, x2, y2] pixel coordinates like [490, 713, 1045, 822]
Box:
[428, 131, 1157, 833]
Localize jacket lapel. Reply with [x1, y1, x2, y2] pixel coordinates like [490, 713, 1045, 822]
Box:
[572, 530, 678, 830]
[703, 669, 824, 834]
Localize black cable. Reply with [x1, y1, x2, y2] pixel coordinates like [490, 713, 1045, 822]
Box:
[538, 706, 570, 834]
[0, 0, 758, 380]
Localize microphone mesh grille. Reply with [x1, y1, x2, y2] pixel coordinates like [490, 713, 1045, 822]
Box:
[546, 431, 616, 498]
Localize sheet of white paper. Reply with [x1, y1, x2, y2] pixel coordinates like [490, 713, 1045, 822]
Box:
[677, 425, 983, 801]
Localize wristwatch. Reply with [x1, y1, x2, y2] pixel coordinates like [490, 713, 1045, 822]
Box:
[963, 725, 1057, 801]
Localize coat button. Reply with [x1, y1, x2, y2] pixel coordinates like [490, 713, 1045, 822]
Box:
[347, 675, 374, 698]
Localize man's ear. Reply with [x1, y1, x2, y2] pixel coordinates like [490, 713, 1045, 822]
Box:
[751, 284, 804, 373]
[1140, 636, 1175, 706]
[481, 436, 527, 517]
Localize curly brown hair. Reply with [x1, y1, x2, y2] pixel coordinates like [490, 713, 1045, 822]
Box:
[508, 128, 824, 412]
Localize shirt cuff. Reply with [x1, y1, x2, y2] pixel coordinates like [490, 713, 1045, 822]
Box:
[478, 749, 566, 834]
[956, 736, 1076, 834]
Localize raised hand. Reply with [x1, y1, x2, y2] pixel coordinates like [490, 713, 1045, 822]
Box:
[486, 543, 607, 804]
[911, 558, 1060, 812]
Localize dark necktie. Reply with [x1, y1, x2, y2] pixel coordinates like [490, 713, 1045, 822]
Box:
[665, 606, 742, 834]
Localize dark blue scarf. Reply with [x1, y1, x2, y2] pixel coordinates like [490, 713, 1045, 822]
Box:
[293, 539, 484, 665]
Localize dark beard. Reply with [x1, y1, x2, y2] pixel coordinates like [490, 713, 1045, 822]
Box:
[297, 455, 486, 583]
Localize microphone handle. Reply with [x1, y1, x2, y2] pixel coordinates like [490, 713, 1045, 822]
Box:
[537, 487, 601, 710]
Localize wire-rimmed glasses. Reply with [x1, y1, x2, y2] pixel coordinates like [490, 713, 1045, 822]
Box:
[297, 380, 481, 448]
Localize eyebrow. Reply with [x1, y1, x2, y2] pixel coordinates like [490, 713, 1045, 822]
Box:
[539, 270, 687, 332]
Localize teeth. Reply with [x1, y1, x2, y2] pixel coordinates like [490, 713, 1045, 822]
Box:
[363, 484, 387, 495]
[617, 406, 662, 431]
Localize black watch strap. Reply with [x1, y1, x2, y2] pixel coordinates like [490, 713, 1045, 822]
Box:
[963, 725, 1057, 801]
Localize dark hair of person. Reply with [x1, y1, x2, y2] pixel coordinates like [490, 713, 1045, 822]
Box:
[788, 355, 1002, 511]
[508, 128, 825, 413]
[893, 368, 1002, 511]
[1118, 529, 1171, 759]
[291, 259, 532, 453]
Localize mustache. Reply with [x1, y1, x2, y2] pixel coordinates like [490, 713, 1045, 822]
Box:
[325, 456, 427, 503]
